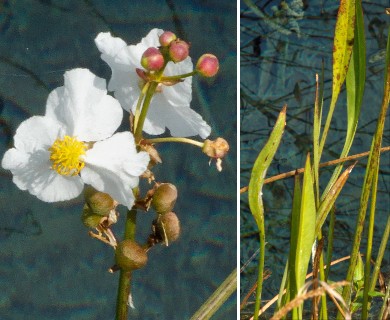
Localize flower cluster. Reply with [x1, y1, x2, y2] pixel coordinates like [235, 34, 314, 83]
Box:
[2, 69, 149, 208]
[2, 29, 228, 275]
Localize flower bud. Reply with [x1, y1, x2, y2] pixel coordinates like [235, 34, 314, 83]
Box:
[159, 31, 177, 47]
[84, 186, 115, 216]
[81, 204, 105, 228]
[115, 240, 148, 271]
[196, 54, 219, 77]
[202, 138, 229, 159]
[152, 183, 178, 214]
[169, 40, 189, 63]
[141, 47, 165, 71]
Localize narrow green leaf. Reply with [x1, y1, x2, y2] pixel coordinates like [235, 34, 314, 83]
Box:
[288, 154, 316, 319]
[248, 105, 286, 320]
[332, 0, 356, 102]
[190, 269, 237, 320]
[295, 154, 316, 288]
[315, 162, 356, 235]
[248, 105, 287, 228]
[319, 0, 355, 155]
[322, 0, 365, 198]
[338, 27, 390, 318]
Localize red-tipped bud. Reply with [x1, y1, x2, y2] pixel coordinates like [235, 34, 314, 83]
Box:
[196, 54, 219, 77]
[159, 31, 177, 47]
[141, 47, 165, 71]
[169, 40, 189, 63]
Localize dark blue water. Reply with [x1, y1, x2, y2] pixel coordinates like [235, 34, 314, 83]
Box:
[0, 1, 237, 319]
[241, 0, 389, 318]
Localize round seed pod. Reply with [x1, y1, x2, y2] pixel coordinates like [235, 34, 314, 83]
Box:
[81, 204, 104, 228]
[156, 211, 180, 244]
[84, 186, 115, 216]
[115, 240, 148, 271]
[151, 183, 178, 214]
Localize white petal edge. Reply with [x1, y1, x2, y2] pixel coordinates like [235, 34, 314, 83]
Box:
[81, 132, 150, 209]
[12, 116, 63, 154]
[45, 68, 123, 142]
[3, 146, 83, 202]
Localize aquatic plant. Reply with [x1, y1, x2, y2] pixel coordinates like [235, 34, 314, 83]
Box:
[2, 28, 230, 319]
[241, 1, 389, 319]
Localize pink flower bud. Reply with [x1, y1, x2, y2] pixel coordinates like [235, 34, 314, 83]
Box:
[196, 54, 219, 77]
[141, 47, 165, 71]
[159, 31, 177, 47]
[169, 40, 189, 63]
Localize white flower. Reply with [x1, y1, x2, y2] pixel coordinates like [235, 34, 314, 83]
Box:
[95, 29, 211, 139]
[1, 68, 150, 209]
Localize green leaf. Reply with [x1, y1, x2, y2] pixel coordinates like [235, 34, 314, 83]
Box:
[315, 162, 356, 235]
[339, 25, 390, 318]
[353, 253, 364, 283]
[248, 105, 286, 319]
[322, 0, 365, 198]
[288, 154, 316, 318]
[248, 105, 287, 228]
[367, 291, 385, 298]
[319, 0, 356, 155]
[332, 0, 356, 101]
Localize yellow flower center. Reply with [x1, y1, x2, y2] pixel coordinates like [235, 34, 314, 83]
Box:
[49, 135, 87, 176]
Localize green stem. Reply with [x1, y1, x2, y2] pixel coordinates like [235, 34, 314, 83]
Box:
[115, 209, 137, 320]
[134, 81, 159, 142]
[190, 269, 237, 320]
[144, 137, 204, 148]
[133, 82, 150, 132]
[361, 157, 379, 318]
[160, 70, 197, 81]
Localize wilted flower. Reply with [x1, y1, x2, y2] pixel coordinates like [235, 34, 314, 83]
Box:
[202, 137, 230, 172]
[95, 29, 211, 138]
[1, 68, 149, 209]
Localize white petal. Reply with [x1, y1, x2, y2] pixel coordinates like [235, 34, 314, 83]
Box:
[143, 94, 211, 138]
[11, 116, 63, 153]
[138, 28, 163, 48]
[163, 58, 193, 106]
[95, 29, 208, 138]
[81, 132, 150, 209]
[95, 31, 164, 111]
[95, 33, 140, 111]
[2, 147, 83, 202]
[45, 68, 123, 142]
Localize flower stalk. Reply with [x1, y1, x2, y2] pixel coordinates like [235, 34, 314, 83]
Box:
[134, 81, 159, 142]
[115, 209, 138, 320]
[144, 137, 204, 148]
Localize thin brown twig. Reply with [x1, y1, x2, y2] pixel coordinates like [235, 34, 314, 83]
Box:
[245, 255, 356, 319]
[269, 280, 350, 320]
[240, 145, 390, 193]
[240, 269, 272, 310]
